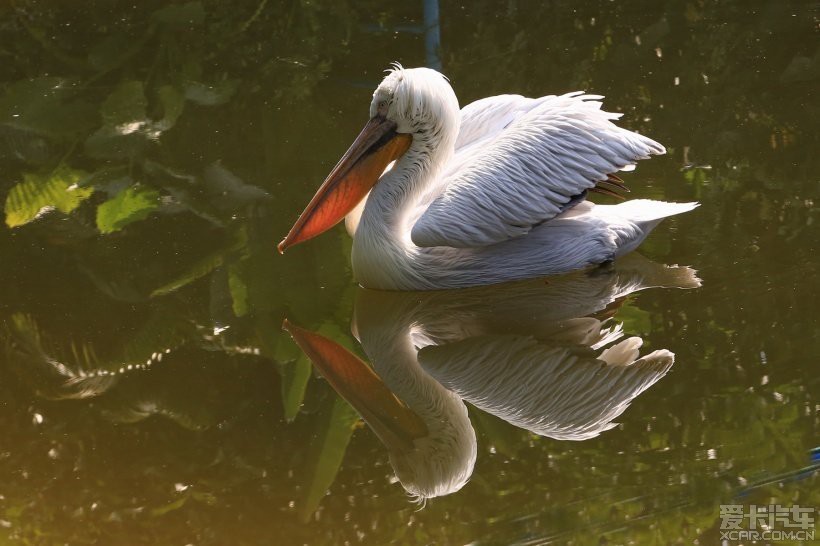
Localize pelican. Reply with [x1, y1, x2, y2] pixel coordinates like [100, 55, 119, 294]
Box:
[284, 255, 700, 499]
[278, 64, 698, 290]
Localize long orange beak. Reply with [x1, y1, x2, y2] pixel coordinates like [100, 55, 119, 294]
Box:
[278, 116, 412, 253]
[282, 319, 427, 452]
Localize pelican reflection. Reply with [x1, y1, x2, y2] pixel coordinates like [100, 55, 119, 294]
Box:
[285, 254, 700, 500]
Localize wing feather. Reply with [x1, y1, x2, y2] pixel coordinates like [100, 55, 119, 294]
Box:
[454, 94, 549, 152]
[412, 93, 665, 248]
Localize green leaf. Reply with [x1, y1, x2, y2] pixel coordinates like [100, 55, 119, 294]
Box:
[190, 490, 217, 506]
[281, 354, 312, 422]
[150, 250, 225, 297]
[299, 396, 359, 522]
[96, 185, 160, 234]
[84, 124, 149, 159]
[0, 77, 96, 140]
[101, 80, 147, 127]
[4, 166, 93, 227]
[469, 406, 523, 459]
[201, 163, 271, 209]
[227, 262, 249, 317]
[82, 81, 153, 159]
[142, 160, 223, 224]
[150, 228, 247, 297]
[77, 165, 130, 190]
[317, 322, 358, 353]
[614, 300, 653, 335]
[254, 315, 302, 367]
[86, 82, 181, 159]
[155, 85, 185, 131]
[150, 496, 187, 517]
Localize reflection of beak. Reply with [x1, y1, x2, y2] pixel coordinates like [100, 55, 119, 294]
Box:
[278, 116, 412, 253]
[282, 319, 427, 452]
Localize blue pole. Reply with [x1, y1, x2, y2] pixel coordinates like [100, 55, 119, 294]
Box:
[424, 0, 442, 71]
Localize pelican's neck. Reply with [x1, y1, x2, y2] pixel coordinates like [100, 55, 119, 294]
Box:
[353, 119, 458, 289]
[371, 129, 454, 232]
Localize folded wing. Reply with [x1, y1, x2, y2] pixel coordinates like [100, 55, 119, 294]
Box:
[411, 93, 666, 248]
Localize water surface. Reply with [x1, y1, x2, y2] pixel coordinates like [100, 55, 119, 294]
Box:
[0, 1, 817, 544]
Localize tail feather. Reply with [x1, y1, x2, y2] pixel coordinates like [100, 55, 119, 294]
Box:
[602, 199, 698, 258]
[611, 199, 699, 223]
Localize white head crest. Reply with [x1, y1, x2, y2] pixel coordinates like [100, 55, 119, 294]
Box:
[370, 64, 460, 137]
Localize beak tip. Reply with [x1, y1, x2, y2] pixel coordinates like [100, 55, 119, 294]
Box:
[282, 318, 292, 332]
[277, 238, 288, 254]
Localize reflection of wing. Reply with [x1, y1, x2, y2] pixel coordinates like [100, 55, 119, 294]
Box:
[366, 253, 700, 347]
[346, 254, 697, 497]
[412, 93, 665, 248]
[420, 331, 673, 440]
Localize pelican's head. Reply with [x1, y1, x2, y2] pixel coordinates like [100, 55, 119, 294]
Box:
[278, 65, 459, 253]
[370, 64, 460, 138]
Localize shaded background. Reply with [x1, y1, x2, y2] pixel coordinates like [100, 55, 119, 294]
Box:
[0, 0, 817, 544]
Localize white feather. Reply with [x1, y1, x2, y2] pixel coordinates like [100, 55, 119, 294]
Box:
[352, 254, 692, 481]
[346, 66, 697, 290]
[412, 93, 666, 248]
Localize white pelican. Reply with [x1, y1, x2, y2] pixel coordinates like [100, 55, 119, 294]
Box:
[279, 65, 698, 290]
[284, 255, 700, 499]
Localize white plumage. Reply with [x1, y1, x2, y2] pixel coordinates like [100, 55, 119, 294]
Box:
[421, 333, 673, 441]
[413, 92, 665, 247]
[341, 66, 698, 290]
[349, 254, 699, 497]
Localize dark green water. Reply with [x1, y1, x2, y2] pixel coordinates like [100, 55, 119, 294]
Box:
[0, 1, 817, 544]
